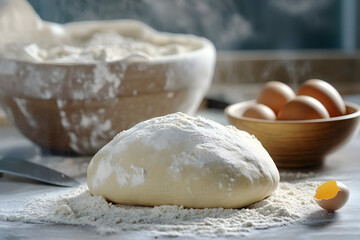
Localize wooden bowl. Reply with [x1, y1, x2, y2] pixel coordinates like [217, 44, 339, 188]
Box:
[225, 100, 360, 168]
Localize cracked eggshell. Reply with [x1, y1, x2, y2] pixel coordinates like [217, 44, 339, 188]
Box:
[315, 180, 350, 211]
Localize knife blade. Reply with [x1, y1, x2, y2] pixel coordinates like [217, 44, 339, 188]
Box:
[0, 157, 80, 187]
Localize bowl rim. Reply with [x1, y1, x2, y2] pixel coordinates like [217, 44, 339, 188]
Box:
[0, 19, 216, 67]
[225, 100, 360, 124]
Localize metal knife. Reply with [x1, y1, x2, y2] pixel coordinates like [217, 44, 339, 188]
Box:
[0, 157, 80, 187]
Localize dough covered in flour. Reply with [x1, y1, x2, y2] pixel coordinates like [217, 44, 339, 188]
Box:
[87, 112, 279, 208]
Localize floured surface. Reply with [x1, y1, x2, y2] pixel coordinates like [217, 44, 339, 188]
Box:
[0, 181, 319, 237]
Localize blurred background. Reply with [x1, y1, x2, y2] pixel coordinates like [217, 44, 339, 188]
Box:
[22, 0, 360, 100]
[27, 0, 359, 51]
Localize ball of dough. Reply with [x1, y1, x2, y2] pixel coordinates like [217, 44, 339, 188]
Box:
[87, 112, 279, 208]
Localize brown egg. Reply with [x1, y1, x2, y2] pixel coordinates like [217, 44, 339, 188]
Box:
[298, 79, 346, 117]
[277, 96, 330, 120]
[242, 104, 276, 120]
[257, 81, 295, 115]
[315, 180, 350, 211]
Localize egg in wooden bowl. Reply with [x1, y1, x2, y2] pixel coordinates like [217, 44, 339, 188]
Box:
[225, 100, 360, 168]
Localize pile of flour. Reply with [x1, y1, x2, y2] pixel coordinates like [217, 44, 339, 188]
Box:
[0, 179, 319, 237]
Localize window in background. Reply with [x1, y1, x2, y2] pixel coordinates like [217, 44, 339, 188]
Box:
[28, 0, 358, 51]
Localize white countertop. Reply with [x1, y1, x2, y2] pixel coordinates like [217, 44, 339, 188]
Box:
[1, 103, 360, 239]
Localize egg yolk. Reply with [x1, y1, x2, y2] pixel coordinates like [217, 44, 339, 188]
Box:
[315, 180, 340, 200]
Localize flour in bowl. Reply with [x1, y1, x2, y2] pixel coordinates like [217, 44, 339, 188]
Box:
[22, 31, 198, 63]
[0, 0, 203, 63]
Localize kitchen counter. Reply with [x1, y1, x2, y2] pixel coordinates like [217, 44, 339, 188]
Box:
[1, 94, 360, 240]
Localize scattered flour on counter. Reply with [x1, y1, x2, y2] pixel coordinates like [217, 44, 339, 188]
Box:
[0, 180, 319, 237]
[279, 171, 316, 181]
